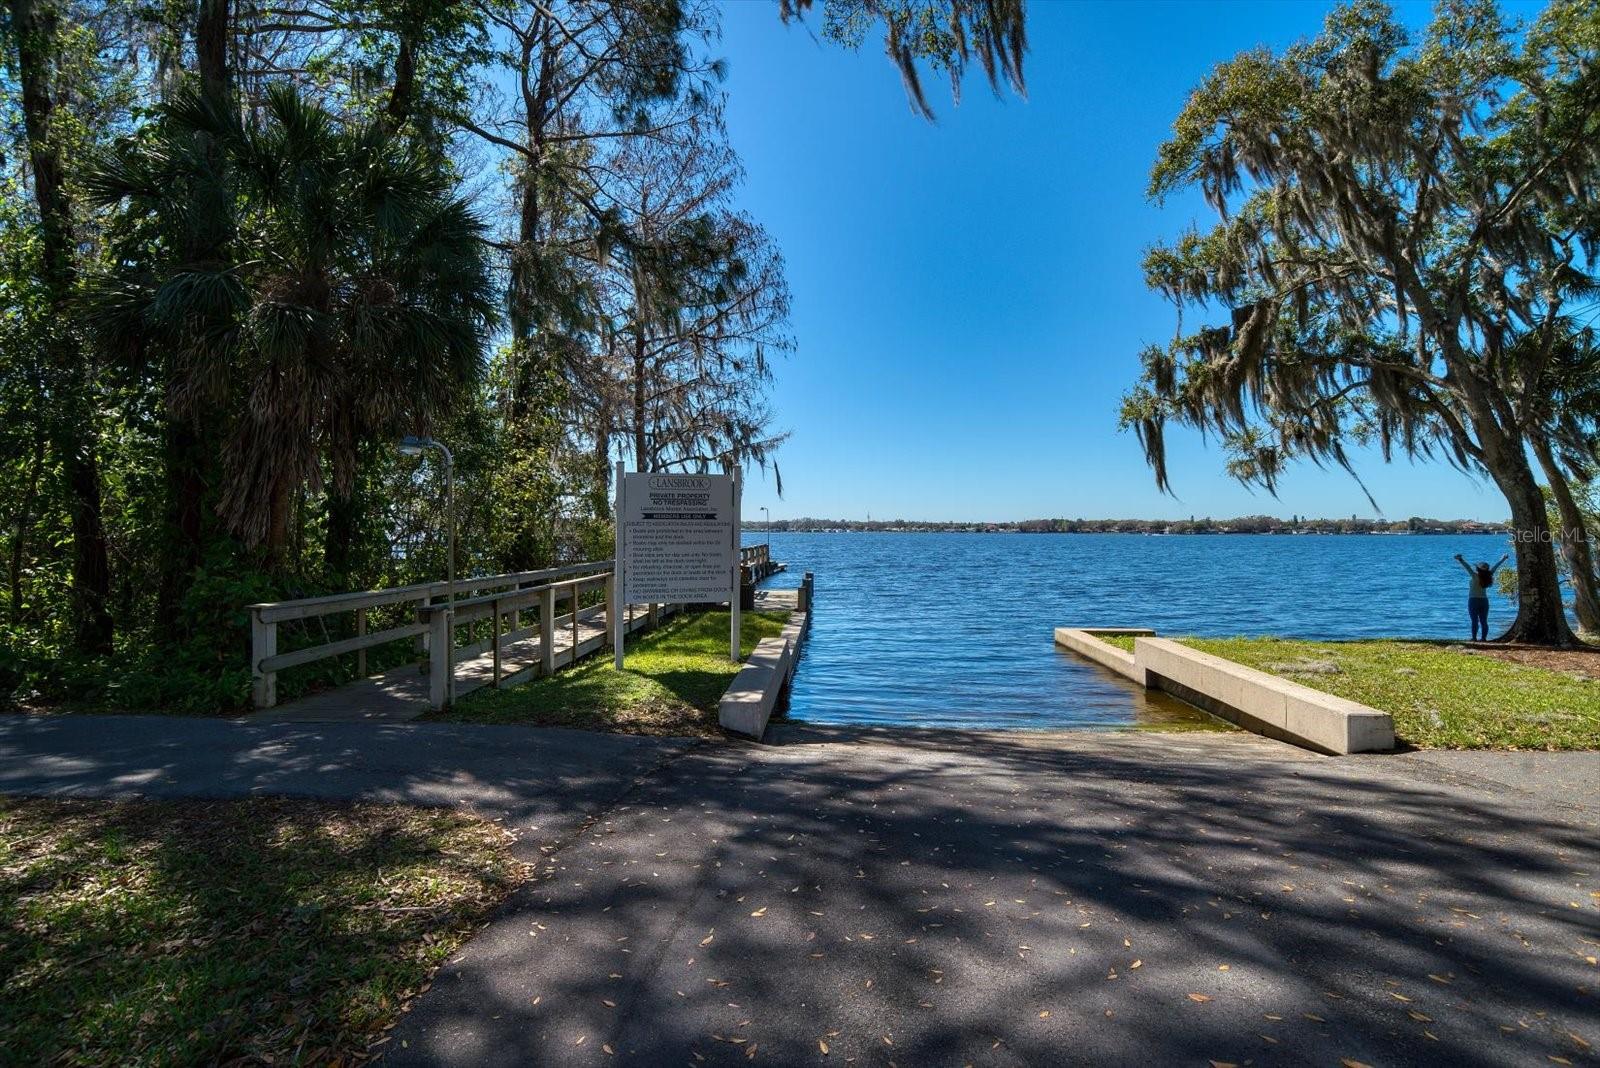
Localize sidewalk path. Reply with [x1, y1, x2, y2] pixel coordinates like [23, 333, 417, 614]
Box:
[2, 715, 1597, 1066]
[1379, 747, 1600, 812]
[0, 714, 692, 849]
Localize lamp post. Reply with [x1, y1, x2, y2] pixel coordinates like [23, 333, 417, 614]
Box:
[760, 506, 770, 551]
[399, 436, 455, 705]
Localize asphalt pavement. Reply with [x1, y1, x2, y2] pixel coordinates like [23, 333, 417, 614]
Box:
[3, 715, 1596, 1066]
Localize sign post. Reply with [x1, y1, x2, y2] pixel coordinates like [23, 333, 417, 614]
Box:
[730, 467, 741, 663]
[613, 460, 626, 669]
[614, 468, 741, 667]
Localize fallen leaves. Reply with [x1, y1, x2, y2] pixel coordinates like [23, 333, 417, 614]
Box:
[1188, 993, 1213, 1003]
[0, 797, 524, 1068]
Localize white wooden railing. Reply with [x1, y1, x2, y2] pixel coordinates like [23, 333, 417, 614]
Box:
[250, 547, 783, 711]
[415, 567, 678, 709]
[247, 561, 617, 709]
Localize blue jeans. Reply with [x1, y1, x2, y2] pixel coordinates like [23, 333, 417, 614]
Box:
[1468, 597, 1489, 641]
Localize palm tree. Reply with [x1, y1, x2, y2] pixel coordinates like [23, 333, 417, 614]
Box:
[85, 85, 497, 569]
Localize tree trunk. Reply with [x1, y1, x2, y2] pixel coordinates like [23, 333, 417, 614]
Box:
[591, 424, 612, 517]
[9, 0, 114, 654]
[324, 487, 360, 585]
[1484, 432, 1575, 645]
[62, 443, 115, 652]
[1531, 439, 1600, 635]
[157, 0, 230, 635]
[633, 332, 648, 473]
[155, 420, 209, 640]
[7, 436, 46, 624]
[506, 173, 540, 420]
[506, 18, 554, 418]
[385, 32, 416, 129]
[264, 476, 295, 572]
[196, 0, 229, 97]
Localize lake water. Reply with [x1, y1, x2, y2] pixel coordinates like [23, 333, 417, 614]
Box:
[748, 531, 1515, 730]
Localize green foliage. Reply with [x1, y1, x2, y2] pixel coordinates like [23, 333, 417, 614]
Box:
[1122, 0, 1600, 644]
[4, 547, 274, 713]
[83, 84, 498, 554]
[1, 0, 920, 710]
[791, 0, 1027, 119]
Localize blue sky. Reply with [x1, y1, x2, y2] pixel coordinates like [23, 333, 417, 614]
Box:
[716, 0, 1543, 524]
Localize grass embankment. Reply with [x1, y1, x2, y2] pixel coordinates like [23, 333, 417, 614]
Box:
[0, 796, 524, 1065]
[430, 609, 790, 736]
[1090, 632, 1600, 749]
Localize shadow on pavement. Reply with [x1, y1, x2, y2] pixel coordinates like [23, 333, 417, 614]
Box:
[388, 728, 1600, 1067]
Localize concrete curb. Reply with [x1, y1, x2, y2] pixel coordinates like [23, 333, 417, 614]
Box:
[1053, 627, 1152, 685]
[719, 609, 810, 739]
[1054, 628, 1394, 755]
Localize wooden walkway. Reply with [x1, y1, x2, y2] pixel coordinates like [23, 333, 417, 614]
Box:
[245, 550, 803, 726]
[752, 587, 801, 612]
[257, 591, 803, 725]
[254, 604, 656, 725]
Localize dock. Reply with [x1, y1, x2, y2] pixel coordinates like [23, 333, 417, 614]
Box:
[247, 545, 789, 724]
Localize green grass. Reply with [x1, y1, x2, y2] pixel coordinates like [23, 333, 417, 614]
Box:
[430, 610, 791, 736]
[1082, 631, 1600, 749]
[1178, 637, 1600, 750]
[0, 796, 524, 1066]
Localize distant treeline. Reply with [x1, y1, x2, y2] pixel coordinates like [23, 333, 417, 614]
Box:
[744, 515, 1510, 535]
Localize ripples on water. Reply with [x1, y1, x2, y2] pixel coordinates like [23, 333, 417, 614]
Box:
[750, 531, 1514, 730]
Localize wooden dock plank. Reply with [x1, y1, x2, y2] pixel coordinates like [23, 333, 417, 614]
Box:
[253, 605, 651, 724]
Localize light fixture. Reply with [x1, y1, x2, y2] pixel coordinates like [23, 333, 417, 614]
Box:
[398, 436, 456, 706]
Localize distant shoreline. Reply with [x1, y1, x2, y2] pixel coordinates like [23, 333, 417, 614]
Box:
[742, 519, 1509, 536]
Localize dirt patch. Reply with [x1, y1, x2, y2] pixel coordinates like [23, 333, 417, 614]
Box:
[1467, 643, 1600, 679]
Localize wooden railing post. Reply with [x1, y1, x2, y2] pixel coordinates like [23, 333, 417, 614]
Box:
[492, 596, 502, 687]
[251, 607, 277, 709]
[540, 586, 556, 676]
[605, 571, 617, 651]
[570, 584, 580, 666]
[427, 607, 452, 710]
[355, 607, 367, 677]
